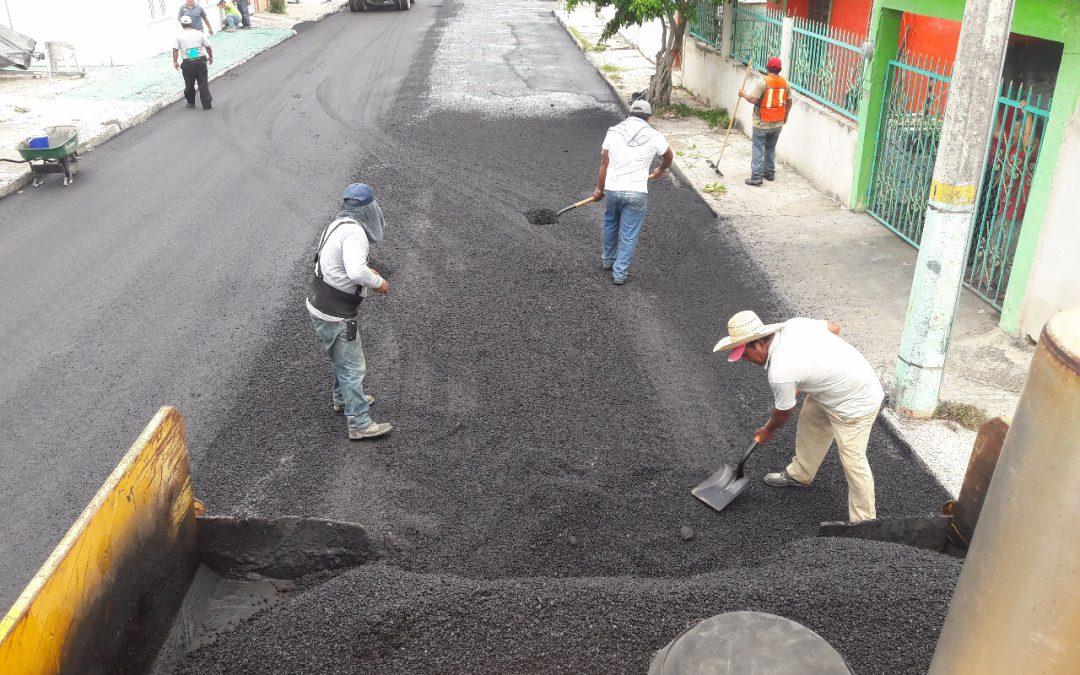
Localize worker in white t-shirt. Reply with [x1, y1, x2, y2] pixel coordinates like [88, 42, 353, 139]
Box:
[589, 99, 673, 285]
[713, 310, 885, 522]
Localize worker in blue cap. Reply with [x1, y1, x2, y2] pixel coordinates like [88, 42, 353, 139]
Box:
[306, 183, 393, 440]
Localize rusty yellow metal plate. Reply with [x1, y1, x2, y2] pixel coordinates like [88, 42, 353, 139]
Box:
[0, 407, 199, 674]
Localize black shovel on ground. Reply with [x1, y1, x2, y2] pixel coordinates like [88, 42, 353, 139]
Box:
[692, 440, 760, 512]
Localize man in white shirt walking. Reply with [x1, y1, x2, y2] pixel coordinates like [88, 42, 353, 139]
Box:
[173, 15, 214, 110]
[306, 183, 393, 441]
[590, 99, 673, 285]
[712, 310, 885, 522]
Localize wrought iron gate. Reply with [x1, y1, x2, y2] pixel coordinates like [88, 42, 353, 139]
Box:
[967, 84, 1050, 308]
[866, 55, 951, 247]
[866, 55, 1050, 311]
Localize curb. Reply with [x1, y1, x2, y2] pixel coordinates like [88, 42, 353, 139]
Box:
[0, 29, 296, 201]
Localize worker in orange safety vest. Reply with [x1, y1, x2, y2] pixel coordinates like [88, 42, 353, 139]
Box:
[738, 56, 792, 186]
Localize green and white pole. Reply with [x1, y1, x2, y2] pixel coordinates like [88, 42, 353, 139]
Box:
[894, 0, 1016, 418]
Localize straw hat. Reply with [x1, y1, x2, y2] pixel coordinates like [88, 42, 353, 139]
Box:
[712, 310, 783, 354]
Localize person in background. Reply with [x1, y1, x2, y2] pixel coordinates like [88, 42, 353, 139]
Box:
[178, 0, 214, 34]
[306, 184, 394, 441]
[712, 310, 884, 523]
[218, 0, 241, 31]
[233, 0, 252, 29]
[173, 16, 214, 110]
[738, 56, 790, 186]
[590, 99, 673, 286]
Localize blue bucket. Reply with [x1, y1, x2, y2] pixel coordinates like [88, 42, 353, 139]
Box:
[27, 136, 50, 149]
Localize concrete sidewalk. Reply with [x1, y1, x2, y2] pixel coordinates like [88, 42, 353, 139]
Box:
[556, 7, 1034, 497]
[0, 2, 345, 199]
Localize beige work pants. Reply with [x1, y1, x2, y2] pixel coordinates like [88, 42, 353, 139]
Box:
[784, 396, 879, 522]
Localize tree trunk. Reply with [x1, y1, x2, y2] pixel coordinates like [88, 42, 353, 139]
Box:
[647, 13, 686, 109]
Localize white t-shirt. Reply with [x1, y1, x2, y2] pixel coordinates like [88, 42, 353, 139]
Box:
[601, 117, 669, 194]
[766, 318, 884, 420]
[175, 29, 211, 60]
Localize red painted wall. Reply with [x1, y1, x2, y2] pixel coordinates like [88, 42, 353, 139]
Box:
[900, 13, 961, 64]
[829, 0, 872, 37]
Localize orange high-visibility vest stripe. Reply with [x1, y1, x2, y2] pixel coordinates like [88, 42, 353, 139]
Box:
[760, 74, 789, 123]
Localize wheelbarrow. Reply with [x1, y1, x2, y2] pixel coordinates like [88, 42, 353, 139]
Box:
[1, 125, 81, 187]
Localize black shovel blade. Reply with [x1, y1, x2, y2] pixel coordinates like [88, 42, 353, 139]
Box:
[692, 465, 750, 512]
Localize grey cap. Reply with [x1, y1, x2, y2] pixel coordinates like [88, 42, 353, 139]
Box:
[629, 99, 652, 116]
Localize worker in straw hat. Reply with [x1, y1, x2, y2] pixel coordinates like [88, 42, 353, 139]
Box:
[713, 311, 884, 522]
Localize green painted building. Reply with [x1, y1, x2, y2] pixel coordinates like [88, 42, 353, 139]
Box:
[849, 0, 1080, 336]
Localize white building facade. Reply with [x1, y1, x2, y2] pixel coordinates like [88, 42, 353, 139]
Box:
[2, 0, 221, 67]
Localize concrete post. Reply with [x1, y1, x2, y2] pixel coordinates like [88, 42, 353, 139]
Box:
[893, 0, 1016, 418]
[719, 0, 734, 59]
[779, 17, 794, 73]
[929, 309, 1080, 673]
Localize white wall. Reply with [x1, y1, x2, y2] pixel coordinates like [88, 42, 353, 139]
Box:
[2, 0, 215, 66]
[1019, 100, 1080, 339]
[682, 35, 858, 205]
[619, 19, 664, 63]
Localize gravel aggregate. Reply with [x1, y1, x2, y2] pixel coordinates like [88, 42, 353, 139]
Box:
[173, 1, 961, 671]
[179, 538, 960, 674]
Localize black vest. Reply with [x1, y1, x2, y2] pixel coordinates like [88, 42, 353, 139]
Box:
[306, 220, 364, 319]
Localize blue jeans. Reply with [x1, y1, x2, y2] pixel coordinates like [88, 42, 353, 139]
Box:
[223, 14, 240, 29]
[310, 314, 372, 432]
[234, 0, 251, 27]
[751, 126, 782, 179]
[601, 190, 648, 281]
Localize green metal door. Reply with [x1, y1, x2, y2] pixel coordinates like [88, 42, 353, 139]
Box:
[966, 84, 1050, 309]
[866, 55, 951, 247]
[866, 55, 1050, 311]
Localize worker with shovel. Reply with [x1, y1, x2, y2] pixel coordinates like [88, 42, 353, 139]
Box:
[306, 183, 394, 441]
[738, 57, 791, 186]
[713, 310, 884, 522]
[590, 99, 673, 285]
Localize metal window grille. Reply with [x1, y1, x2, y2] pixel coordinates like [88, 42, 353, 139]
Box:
[688, 0, 724, 50]
[147, 0, 169, 18]
[788, 16, 866, 119]
[730, 3, 782, 74]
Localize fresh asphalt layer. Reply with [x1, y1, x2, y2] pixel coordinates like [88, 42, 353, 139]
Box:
[1, 0, 956, 671]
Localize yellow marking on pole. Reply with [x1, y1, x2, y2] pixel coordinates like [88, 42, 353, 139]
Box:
[0, 407, 197, 674]
[929, 180, 977, 206]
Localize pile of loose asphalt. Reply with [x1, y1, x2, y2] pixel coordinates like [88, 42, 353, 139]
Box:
[172, 3, 960, 672]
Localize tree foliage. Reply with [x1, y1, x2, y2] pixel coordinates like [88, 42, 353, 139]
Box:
[563, 0, 723, 107]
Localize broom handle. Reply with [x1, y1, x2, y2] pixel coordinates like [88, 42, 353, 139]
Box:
[715, 61, 753, 167]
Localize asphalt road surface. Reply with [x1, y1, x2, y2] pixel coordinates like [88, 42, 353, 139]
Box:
[1, 1, 957, 671]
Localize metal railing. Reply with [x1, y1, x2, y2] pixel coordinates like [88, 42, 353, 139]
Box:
[866, 53, 952, 248]
[688, 0, 724, 50]
[967, 82, 1051, 309]
[789, 16, 865, 119]
[730, 3, 782, 74]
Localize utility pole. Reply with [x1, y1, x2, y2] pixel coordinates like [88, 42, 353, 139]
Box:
[893, 0, 1016, 418]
